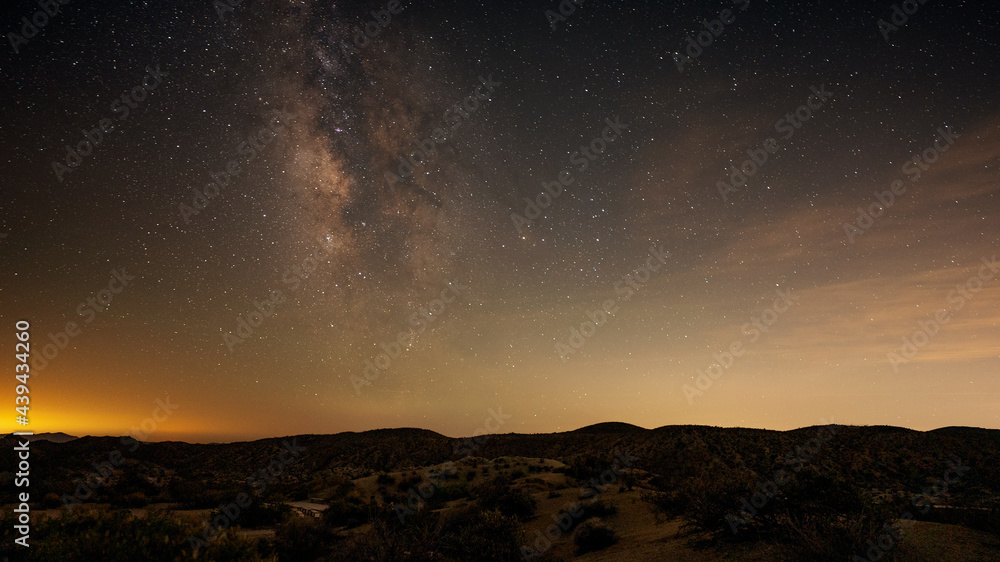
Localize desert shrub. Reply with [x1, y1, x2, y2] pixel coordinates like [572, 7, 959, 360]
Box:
[273, 517, 336, 560]
[644, 459, 910, 560]
[324, 495, 369, 528]
[437, 481, 470, 502]
[473, 476, 538, 521]
[741, 466, 894, 552]
[779, 506, 902, 560]
[324, 474, 356, 500]
[564, 454, 614, 481]
[619, 471, 638, 490]
[376, 473, 396, 486]
[642, 460, 759, 534]
[309, 469, 355, 494]
[2, 507, 192, 562]
[198, 528, 271, 562]
[547, 490, 561, 499]
[466, 470, 477, 481]
[442, 509, 524, 562]
[380, 488, 405, 504]
[396, 474, 422, 492]
[333, 504, 441, 561]
[573, 517, 617, 554]
[321, 503, 525, 562]
[171, 479, 222, 509]
[510, 469, 526, 480]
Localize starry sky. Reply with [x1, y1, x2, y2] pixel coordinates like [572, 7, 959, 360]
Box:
[1, 0, 998, 442]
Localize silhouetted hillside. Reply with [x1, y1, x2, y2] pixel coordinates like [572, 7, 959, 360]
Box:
[570, 422, 648, 434]
[2, 424, 998, 510]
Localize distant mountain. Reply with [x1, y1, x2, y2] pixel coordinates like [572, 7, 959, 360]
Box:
[4, 432, 77, 443]
[570, 422, 648, 434]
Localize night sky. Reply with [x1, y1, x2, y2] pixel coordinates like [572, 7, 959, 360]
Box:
[2, 0, 998, 442]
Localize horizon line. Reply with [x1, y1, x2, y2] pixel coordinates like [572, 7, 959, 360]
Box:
[7, 421, 998, 445]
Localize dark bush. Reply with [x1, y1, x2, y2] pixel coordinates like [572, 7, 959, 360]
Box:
[1, 507, 192, 562]
[473, 476, 537, 521]
[642, 460, 910, 560]
[396, 474, 422, 493]
[170, 479, 221, 509]
[573, 517, 617, 554]
[323, 495, 369, 528]
[437, 481, 470, 502]
[274, 517, 336, 560]
[442, 509, 524, 562]
[642, 461, 759, 534]
[198, 528, 269, 562]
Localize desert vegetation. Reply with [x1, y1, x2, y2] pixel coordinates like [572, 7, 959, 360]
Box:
[2, 425, 998, 560]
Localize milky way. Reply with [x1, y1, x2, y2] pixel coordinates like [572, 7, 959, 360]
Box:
[2, 0, 999, 441]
